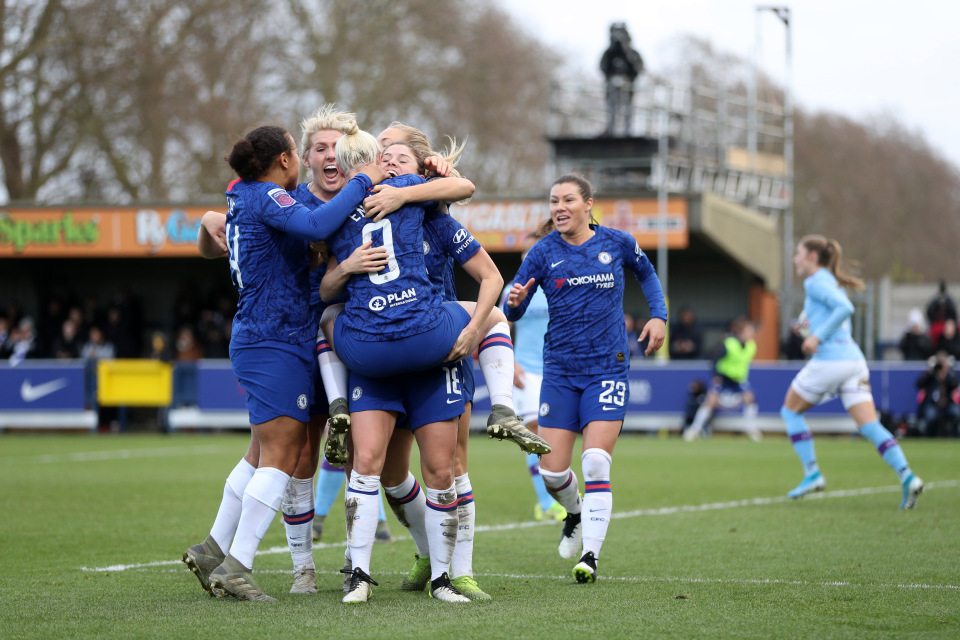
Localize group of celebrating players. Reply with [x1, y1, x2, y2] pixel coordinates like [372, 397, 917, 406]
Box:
[180, 103, 923, 604]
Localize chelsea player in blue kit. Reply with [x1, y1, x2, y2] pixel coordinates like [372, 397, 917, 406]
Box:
[781, 235, 923, 508]
[187, 108, 395, 597]
[505, 175, 667, 583]
[367, 133, 503, 601]
[319, 129, 506, 603]
[190, 124, 386, 602]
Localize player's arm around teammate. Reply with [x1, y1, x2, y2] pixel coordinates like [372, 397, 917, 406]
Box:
[193, 125, 386, 602]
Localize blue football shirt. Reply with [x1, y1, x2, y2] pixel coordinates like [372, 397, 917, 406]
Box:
[422, 209, 481, 301]
[328, 174, 446, 341]
[225, 175, 371, 344]
[504, 225, 667, 376]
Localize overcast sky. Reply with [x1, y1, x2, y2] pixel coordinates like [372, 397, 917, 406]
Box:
[496, 0, 960, 169]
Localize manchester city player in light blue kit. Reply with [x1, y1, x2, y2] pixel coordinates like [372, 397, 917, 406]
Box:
[505, 174, 667, 583]
[508, 232, 567, 522]
[781, 234, 923, 508]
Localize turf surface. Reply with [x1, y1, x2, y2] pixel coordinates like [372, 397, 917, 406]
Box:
[1, 433, 957, 639]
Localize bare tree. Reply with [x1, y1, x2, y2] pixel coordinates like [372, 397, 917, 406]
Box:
[0, 0, 89, 202]
[63, 0, 290, 202]
[794, 110, 960, 281]
[281, 0, 559, 196]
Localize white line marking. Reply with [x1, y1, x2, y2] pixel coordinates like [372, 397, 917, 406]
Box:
[145, 567, 960, 591]
[8, 444, 237, 465]
[81, 479, 958, 582]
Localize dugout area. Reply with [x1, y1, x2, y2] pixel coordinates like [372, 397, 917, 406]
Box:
[1, 192, 781, 358]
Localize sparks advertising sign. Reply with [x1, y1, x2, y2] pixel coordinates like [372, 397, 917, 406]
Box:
[0, 207, 208, 257]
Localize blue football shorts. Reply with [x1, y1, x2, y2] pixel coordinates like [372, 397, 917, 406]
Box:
[538, 369, 630, 432]
[350, 361, 466, 430]
[333, 302, 471, 378]
[229, 339, 313, 424]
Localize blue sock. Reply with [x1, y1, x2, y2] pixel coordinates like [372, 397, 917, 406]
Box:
[314, 459, 346, 516]
[378, 488, 387, 522]
[781, 406, 820, 477]
[527, 453, 557, 510]
[859, 421, 912, 483]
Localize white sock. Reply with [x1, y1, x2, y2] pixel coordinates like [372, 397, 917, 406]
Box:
[540, 467, 583, 514]
[581, 448, 613, 559]
[424, 484, 458, 581]
[744, 403, 758, 433]
[345, 474, 381, 575]
[281, 476, 315, 571]
[383, 472, 429, 557]
[317, 338, 349, 404]
[229, 466, 289, 569]
[451, 474, 475, 579]
[209, 458, 256, 553]
[688, 403, 712, 436]
[478, 322, 515, 408]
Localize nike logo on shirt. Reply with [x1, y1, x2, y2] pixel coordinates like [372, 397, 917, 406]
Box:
[550, 260, 565, 268]
[20, 378, 69, 402]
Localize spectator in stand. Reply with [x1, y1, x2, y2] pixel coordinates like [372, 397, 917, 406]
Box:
[899, 308, 934, 361]
[175, 326, 204, 361]
[148, 331, 173, 362]
[624, 313, 643, 358]
[935, 319, 960, 360]
[915, 352, 960, 437]
[82, 294, 104, 335]
[51, 318, 83, 359]
[104, 306, 137, 357]
[926, 280, 957, 345]
[7, 317, 38, 365]
[0, 316, 9, 352]
[782, 318, 807, 360]
[197, 309, 230, 358]
[81, 326, 116, 361]
[669, 306, 703, 360]
[37, 298, 66, 357]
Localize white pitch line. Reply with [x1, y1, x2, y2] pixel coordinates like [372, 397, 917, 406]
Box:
[80, 479, 958, 575]
[146, 567, 960, 592]
[612, 479, 959, 518]
[7, 444, 238, 465]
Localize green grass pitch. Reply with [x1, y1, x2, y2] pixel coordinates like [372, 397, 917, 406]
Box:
[1, 432, 958, 639]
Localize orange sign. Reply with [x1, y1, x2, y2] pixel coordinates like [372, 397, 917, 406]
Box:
[454, 197, 688, 251]
[1, 197, 689, 257]
[0, 207, 209, 257]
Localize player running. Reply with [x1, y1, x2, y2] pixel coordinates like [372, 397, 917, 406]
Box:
[780, 234, 924, 508]
[504, 174, 667, 583]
